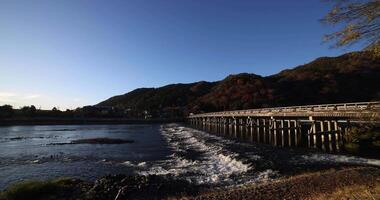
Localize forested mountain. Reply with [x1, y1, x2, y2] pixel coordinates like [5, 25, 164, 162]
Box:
[98, 51, 380, 117]
[97, 82, 217, 117]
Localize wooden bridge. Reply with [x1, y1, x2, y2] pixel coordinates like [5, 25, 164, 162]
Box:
[188, 101, 380, 152]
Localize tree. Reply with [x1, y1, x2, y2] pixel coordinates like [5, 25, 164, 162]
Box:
[0, 105, 14, 118]
[322, 0, 380, 56]
[20, 105, 37, 117]
[30, 105, 37, 116]
[20, 106, 30, 114]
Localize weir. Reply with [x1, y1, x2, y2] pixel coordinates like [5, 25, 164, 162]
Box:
[188, 101, 380, 152]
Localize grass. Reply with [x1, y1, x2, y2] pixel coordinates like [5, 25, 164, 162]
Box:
[0, 178, 82, 200]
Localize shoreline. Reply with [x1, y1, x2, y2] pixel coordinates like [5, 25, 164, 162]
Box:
[0, 118, 184, 126]
[183, 167, 380, 200]
[1, 167, 379, 200]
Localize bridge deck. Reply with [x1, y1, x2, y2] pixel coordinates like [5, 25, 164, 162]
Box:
[189, 101, 380, 119]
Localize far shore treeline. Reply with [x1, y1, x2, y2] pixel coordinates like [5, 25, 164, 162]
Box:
[0, 104, 182, 126]
[0, 104, 147, 119]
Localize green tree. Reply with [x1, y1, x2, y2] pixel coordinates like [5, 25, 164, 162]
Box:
[322, 0, 380, 56]
[20, 106, 30, 115]
[30, 105, 37, 117]
[20, 105, 37, 117]
[0, 105, 14, 118]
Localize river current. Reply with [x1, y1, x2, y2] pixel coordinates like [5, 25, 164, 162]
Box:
[0, 123, 379, 190]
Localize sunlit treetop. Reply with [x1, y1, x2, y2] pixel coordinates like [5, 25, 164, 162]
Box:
[322, 0, 380, 56]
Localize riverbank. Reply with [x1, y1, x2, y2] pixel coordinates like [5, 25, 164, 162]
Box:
[185, 167, 380, 200]
[1, 167, 379, 200]
[0, 118, 184, 126]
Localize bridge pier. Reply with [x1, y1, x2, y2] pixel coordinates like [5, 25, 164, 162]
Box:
[333, 120, 340, 151]
[273, 118, 278, 146]
[320, 121, 325, 151]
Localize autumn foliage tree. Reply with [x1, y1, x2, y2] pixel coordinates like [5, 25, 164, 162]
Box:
[322, 0, 380, 56]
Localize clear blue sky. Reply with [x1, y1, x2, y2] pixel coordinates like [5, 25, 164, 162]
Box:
[0, 0, 363, 109]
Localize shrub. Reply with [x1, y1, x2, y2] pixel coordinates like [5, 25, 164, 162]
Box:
[344, 124, 380, 155]
[0, 178, 79, 200]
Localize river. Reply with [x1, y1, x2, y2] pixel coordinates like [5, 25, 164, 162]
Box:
[0, 123, 379, 190]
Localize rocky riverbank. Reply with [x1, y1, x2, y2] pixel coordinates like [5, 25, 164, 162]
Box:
[0, 174, 205, 200]
[1, 167, 379, 200]
[184, 167, 380, 200]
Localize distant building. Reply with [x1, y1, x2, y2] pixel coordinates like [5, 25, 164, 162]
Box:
[143, 110, 152, 119]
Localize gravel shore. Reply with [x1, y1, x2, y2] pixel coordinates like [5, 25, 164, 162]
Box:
[181, 167, 380, 200]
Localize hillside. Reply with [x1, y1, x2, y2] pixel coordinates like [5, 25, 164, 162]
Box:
[98, 51, 380, 117]
[98, 82, 217, 117]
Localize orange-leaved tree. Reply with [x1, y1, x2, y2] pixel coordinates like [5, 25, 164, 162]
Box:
[322, 0, 380, 56]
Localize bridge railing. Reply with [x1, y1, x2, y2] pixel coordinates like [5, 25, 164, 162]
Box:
[189, 101, 380, 118]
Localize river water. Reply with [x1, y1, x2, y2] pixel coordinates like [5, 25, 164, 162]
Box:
[0, 123, 379, 190]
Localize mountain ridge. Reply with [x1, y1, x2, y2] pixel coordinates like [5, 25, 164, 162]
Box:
[98, 51, 380, 117]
